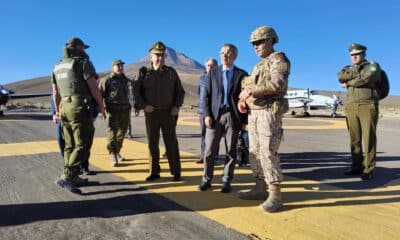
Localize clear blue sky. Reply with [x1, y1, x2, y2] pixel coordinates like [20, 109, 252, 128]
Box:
[1, 0, 399, 95]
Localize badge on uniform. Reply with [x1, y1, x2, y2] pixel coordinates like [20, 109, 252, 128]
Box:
[370, 66, 377, 72]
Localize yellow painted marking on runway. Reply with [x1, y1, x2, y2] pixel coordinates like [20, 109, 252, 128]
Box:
[178, 115, 347, 129]
[0, 140, 60, 157]
[2, 138, 399, 240]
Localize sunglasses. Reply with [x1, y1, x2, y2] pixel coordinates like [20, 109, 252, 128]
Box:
[252, 38, 270, 46]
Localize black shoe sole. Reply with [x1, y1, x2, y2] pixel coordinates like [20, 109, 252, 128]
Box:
[199, 183, 212, 191]
[55, 179, 81, 194]
[172, 176, 181, 182]
[361, 173, 373, 180]
[145, 175, 161, 181]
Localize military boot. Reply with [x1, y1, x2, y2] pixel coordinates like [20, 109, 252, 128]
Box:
[72, 175, 88, 187]
[110, 153, 118, 167]
[238, 178, 268, 200]
[259, 184, 282, 212]
[117, 153, 124, 162]
[55, 175, 81, 194]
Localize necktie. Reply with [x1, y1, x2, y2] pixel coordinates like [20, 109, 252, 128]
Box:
[223, 70, 229, 107]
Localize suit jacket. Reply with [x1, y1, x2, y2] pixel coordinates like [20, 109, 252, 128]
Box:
[202, 65, 248, 128]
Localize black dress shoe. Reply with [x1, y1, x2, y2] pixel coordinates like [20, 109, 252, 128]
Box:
[199, 182, 212, 191]
[361, 172, 373, 180]
[221, 182, 231, 193]
[172, 175, 181, 181]
[195, 158, 204, 164]
[83, 168, 95, 176]
[145, 174, 160, 181]
[344, 169, 363, 176]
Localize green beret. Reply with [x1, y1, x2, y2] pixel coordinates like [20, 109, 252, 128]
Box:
[349, 43, 367, 55]
[112, 59, 125, 66]
[66, 37, 89, 49]
[149, 41, 166, 54]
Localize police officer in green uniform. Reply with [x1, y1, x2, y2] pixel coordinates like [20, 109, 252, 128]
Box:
[99, 59, 131, 167]
[338, 43, 381, 180]
[133, 41, 185, 182]
[52, 37, 105, 194]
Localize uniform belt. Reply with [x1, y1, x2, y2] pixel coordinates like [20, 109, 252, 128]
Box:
[62, 95, 91, 100]
[219, 106, 231, 113]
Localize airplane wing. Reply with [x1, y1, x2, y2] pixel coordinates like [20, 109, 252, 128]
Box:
[9, 93, 51, 99]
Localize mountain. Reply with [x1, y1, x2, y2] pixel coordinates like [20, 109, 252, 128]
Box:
[5, 47, 205, 107]
[123, 47, 204, 76]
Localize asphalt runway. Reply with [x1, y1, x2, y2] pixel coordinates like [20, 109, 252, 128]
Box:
[0, 111, 399, 240]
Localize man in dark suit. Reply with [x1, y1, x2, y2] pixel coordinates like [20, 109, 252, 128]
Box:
[199, 43, 247, 193]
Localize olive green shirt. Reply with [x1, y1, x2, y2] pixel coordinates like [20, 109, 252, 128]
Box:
[98, 73, 131, 106]
[338, 60, 381, 103]
[133, 64, 185, 110]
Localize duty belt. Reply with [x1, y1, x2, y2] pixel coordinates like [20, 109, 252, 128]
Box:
[219, 106, 231, 113]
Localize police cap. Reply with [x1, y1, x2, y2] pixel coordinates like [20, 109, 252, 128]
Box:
[349, 43, 367, 55]
[66, 37, 90, 49]
[112, 59, 125, 66]
[149, 41, 166, 54]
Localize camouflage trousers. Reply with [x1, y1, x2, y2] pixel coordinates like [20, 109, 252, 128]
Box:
[247, 108, 284, 184]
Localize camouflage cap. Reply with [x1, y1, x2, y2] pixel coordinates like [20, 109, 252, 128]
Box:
[249, 26, 279, 44]
[349, 43, 367, 55]
[149, 41, 166, 54]
[112, 59, 125, 66]
[65, 37, 90, 49]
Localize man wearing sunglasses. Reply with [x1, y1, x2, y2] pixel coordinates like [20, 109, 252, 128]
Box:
[238, 26, 290, 212]
[338, 43, 382, 181]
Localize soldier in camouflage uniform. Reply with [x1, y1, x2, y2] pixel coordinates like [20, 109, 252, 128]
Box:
[133, 41, 185, 182]
[338, 43, 382, 181]
[52, 37, 105, 194]
[238, 26, 290, 212]
[99, 59, 132, 167]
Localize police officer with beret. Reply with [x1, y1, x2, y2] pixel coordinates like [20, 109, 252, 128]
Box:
[99, 59, 132, 167]
[52, 37, 105, 194]
[133, 41, 185, 182]
[338, 43, 382, 180]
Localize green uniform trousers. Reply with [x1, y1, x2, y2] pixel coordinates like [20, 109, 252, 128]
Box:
[60, 96, 94, 179]
[145, 109, 181, 177]
[345, 102, 378, 174]
[106, 105, 131, 154]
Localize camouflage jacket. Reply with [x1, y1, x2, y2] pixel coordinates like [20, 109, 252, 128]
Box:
[133, 64, 185, 110]
[337, 60, 381, 103]
[242, 52, 290, 111]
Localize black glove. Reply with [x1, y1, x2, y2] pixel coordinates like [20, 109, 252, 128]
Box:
[139, 67, 147, 79]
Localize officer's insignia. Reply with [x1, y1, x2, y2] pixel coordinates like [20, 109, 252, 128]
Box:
[369, 66, 377, 72]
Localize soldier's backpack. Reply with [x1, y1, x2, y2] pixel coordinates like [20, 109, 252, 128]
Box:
[377, 70, 390, 100]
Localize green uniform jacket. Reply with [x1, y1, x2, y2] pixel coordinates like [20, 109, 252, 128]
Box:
[337, 60, 381, 104]
[134, 65, 185, 110]
[99, 73, 131, 108]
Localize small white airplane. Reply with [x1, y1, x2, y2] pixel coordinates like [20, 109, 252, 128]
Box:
[0, 85, 51, 116]
[285, 88, 342, 117]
